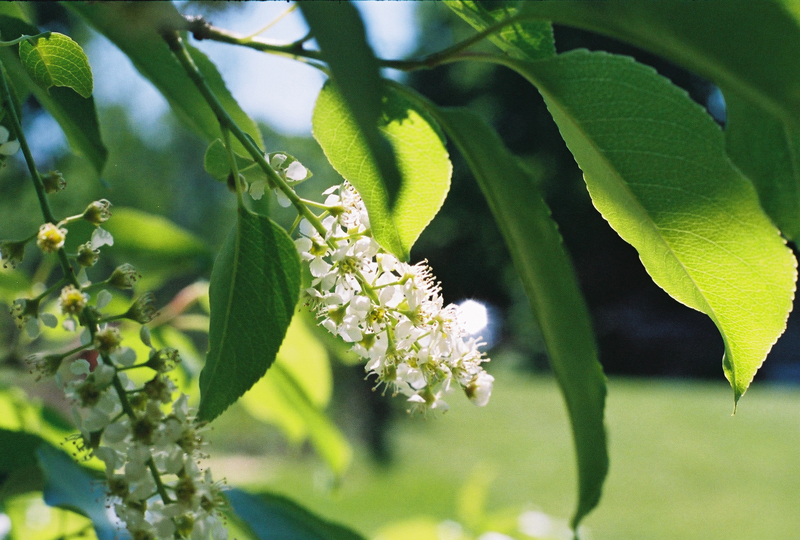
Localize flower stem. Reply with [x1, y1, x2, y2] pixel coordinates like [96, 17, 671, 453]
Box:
[0, 61, 80, 289]
[186, 17, 326, 71]
[0, 58, 176, 510]
[185, 12, 526, 73]
[33, 277, 68, 302]
[161, 30, 331, 240]
[0, 32, 52, 47]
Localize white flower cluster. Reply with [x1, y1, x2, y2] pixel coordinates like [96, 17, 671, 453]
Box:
[295, 182, 494, 413]
[64, 338, 227, 540]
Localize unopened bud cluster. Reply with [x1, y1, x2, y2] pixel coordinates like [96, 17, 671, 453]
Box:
[295, 182, 493, 413]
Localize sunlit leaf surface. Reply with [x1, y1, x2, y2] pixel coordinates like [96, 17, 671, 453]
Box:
[199, 206, 300, 422]
[511, 50, 797, 404]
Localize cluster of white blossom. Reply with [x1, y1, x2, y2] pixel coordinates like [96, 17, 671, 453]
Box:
[295, 182, 494, 413]
[13, 195, 228, 540]
[62, 327, 228, 540]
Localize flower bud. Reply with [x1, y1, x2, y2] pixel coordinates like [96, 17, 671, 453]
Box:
[59, 285, 88, 316]
[94, 326, 122, 355]
[108, 264, 140, 289]
[0, 239, 25, 268]
[82, 199, 112, 225]
[125, 292, 157, 324]
[37, 223, 67, 253]
[41, 170, 66, 194]
[76, 242, 100, 268]
[145, 347, 180, 373]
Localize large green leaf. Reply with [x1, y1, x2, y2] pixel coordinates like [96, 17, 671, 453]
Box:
[504, 50, 797, 404]
[0, 16, 106, 174]
[445, 0, 555, 60]
[299, 2, 403, 207]
[725, 92, 800, 242]
[198, 206, 300, 422]
[518, 0, 800, 242]
[227, 489, 367, 540]
[519, 0, 800, 128]
[19, 32, 93, 98]
[104, 207, 209, 260]
[67, 2, 263, 156]
[240, 316, 352, 476]
[399, 88, 607, 528]
[103, 207, 212, 290]
[313, 82, 452, 260]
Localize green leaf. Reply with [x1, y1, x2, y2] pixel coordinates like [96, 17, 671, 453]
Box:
[226, 489, 367, 540]
[205, 138, 253, 181]
[103, 207, 212, 290]
[445, 0, 555, 60]
[725, 92, 800, 242]
[519, 0, 800, 128]
[104, 208, 209, 259]
[18, 32, 93, 98]
[269, 363, 352, 476]
[313, 82, 452, 259]
[0, 267, 30, 302]
[66, 2, 263, 156]
[239, 316, 333, 443]
[299, 2, 403, 207]
[507, 50, 797, 404]
[0, 3, 29, 21]
[0, 16, 106, 174]
[0, 429, 46, 502]
[198, 206, 301, 422]
[404, 90, 607, 528]
[36, 445, 125, 540]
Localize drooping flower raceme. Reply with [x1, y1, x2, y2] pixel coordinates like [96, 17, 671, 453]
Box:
[295, 182, 494, 413]
[64, 339, 228, 540]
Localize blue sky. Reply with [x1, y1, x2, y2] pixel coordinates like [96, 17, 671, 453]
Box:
[88, 2, 420, 138]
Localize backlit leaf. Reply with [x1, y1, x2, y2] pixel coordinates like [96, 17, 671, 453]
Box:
[299, 2, 403, 206]
[313, 82, 452, 259]
[508, 50, 797, 404]
[446, 0, 555, 60]
[0, 16, 106, 174]
[205, 138, 253, 181]
[19, 32, 92, 98]
[103, 207, 212, 290]
[519, 0, 800, 128]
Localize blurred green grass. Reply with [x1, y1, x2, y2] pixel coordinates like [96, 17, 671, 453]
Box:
[208, 371, 800, 540]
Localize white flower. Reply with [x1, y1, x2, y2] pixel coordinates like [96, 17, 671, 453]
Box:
[466, 371, 495, 407]
[0, 126, 20, 155]
[297, 181, 493, 413]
